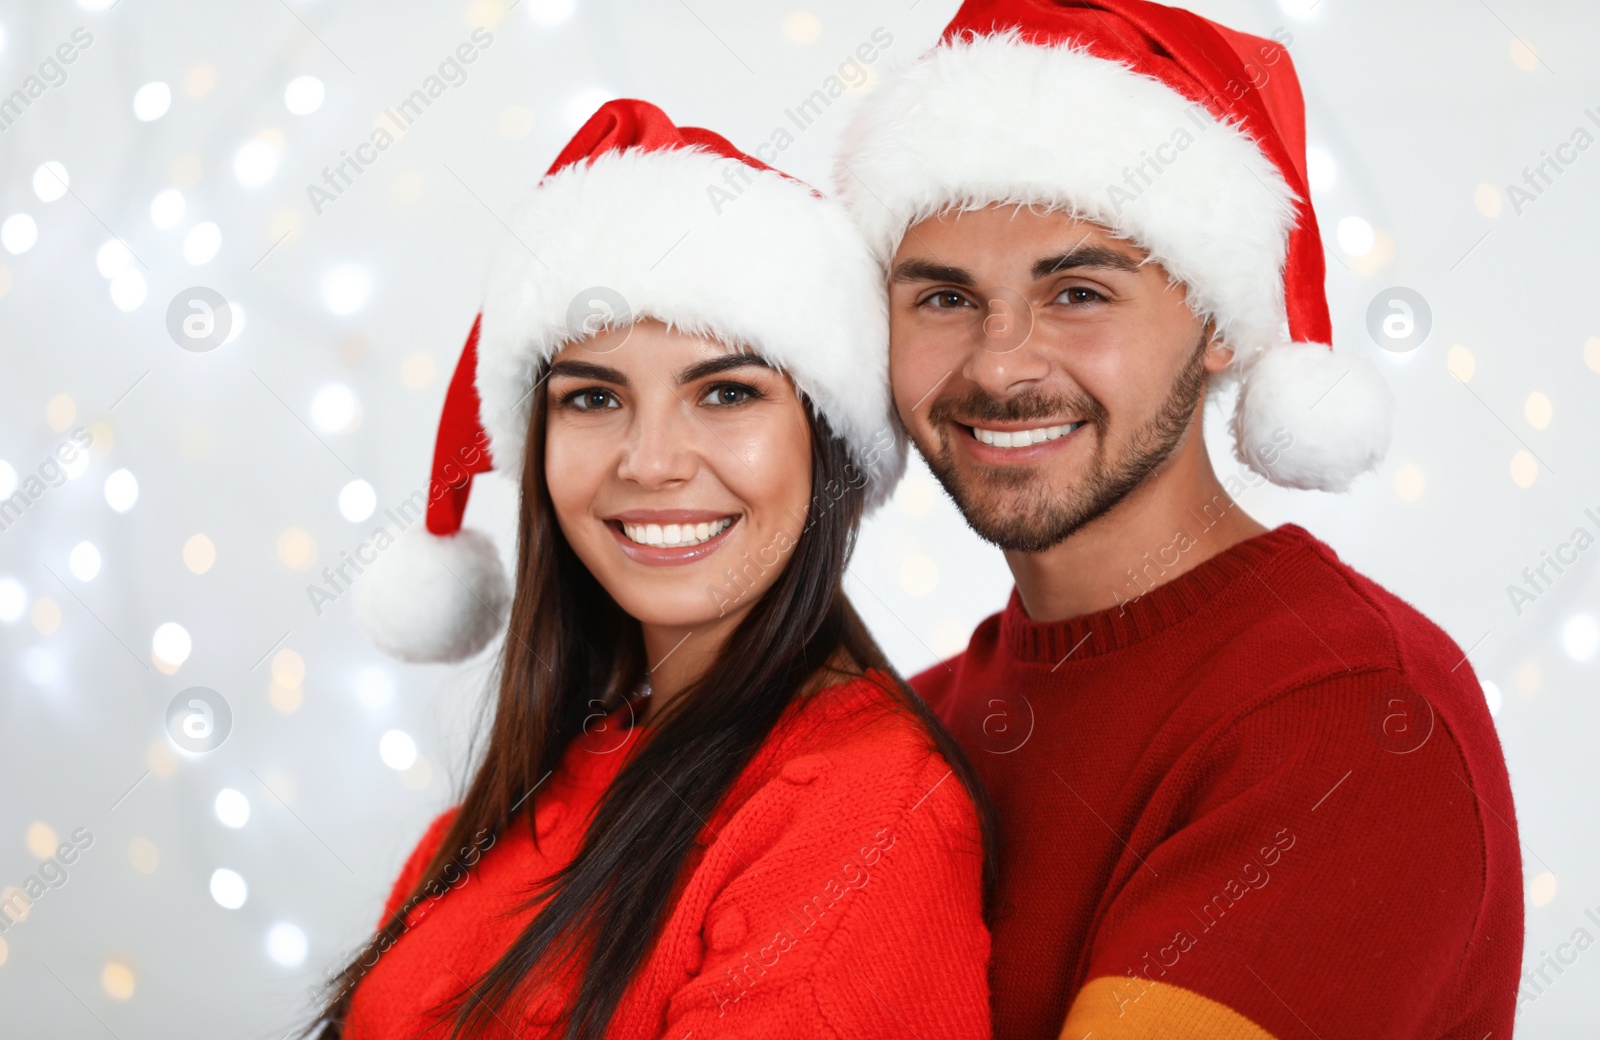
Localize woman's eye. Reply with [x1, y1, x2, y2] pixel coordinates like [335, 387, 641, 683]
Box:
[565, 388, 618, 411]
[1055, 286, 1105, 306]
[921, 290, 973, 310]
[701, 383, 756, 406]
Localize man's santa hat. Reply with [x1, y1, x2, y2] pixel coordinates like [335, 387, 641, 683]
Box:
[834, 0, 1392, 492]
[354, 99, 900, 663]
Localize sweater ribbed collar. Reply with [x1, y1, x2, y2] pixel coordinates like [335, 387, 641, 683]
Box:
[999, 523, 1313, 665]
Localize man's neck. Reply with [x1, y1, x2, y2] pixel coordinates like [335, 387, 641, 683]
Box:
[1005, 436, 1270, 623]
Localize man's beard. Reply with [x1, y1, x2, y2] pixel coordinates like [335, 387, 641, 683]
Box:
[919, 335, 1210, 554]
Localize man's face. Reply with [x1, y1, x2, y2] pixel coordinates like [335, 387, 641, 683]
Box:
[887, 204, 1230, 553]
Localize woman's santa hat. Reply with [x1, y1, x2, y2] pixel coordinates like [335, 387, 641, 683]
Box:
[355, 99, 901, 663]
[834, 0, 1392, 492]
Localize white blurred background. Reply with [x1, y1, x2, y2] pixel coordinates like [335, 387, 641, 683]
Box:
[0, 0, 1595, 1034]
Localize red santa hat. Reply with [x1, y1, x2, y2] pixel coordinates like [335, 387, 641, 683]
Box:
[355, 99, 900, 663]
[834, 0, 1392, 492]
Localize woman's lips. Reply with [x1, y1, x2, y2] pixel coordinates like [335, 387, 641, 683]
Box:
[606, 515, 740, 567]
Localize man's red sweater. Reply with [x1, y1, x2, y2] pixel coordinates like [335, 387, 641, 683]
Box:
[914, 523, 1523, 1039]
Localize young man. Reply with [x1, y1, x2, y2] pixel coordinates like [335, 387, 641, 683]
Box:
[836, 1, 1523, 1037]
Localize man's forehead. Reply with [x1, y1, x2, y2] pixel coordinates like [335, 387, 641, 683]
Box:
[891, 203, 1151, 278]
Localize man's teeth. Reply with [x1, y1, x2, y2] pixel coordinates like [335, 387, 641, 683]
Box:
[621, 517, 734, 547]
[972, 422, 1084, 448]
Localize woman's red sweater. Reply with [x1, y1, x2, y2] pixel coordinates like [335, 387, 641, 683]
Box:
[343, 673, 989, 1039]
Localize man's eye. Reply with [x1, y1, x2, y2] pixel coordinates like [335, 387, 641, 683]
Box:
[921, 290, 973, 310]
[565, 388, 618, 410]
[701, 383, 758, 406]
[1055, 286, 1105, 306]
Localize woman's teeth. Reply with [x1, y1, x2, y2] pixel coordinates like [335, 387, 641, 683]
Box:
[972, 421, 1084, 448]
[620, 517, 734, 548]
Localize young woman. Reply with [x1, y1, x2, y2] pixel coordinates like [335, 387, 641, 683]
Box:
[310, 100, 993, 1039]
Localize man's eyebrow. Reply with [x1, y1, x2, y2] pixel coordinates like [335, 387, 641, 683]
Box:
[890, 259, 977, 286]
[1032, 246, 1144, 279]
[678, 353, 775, 384]
[548, 359, 628, 385]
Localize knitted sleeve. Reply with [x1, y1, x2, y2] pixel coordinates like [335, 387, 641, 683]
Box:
[1059, 667, 1496, 1039]
[660, 745, 990, 1039]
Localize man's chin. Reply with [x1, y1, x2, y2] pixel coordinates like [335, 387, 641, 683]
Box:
[931, 469, 1090, 554]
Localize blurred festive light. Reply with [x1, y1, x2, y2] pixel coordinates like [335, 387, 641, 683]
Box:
[321, 265, 371, 315]
[23, 647, 58, 685]
[1528, 870, 1557, 906]
[1278, 0, 1320, 19]
[104, 468, 139, 512]
[526, 0, 575, 25]
[25, 822, 58, 859]
[1446, 344, 1475, 382]
[1481, 680, 1502, 717]
[1563, 615, 1599, 661]
[379, 729, 418, 771]
[128, 837, 159, 873]
[150, 189, 186, 229]
[400, 352, 436, 389]
[96, 239, 132, 278]
[338, 479, 376, 522]
[1304, 146, 1334, 191]
[1586, 335, 1600, 373]
[0, 578, 25, 623]
[899, 555, 939, 597]
[222, 299, 246, 345]
[267, 923, 309, 968]
[30, 597, 61, 635]
[132, 81, 172, 121]
[1393, 463, 1425, 502]
[1524, 391, 1553, 430]
[276, 527, 317, 571]
[284, 75, 325, 115]
[1474, 184, 1502, 219]
[184, 533, 216, 574]
[32, 162, 68, 202]
[184, 64, 216, 97]
[1509, 39, 1539, 72]
[354, 666, 395, 710]
[2, 213, 38, 254]
[1336, 217, 1374, 257]
[233, 139, 281, 187]
[62, 440, 90, 480]
[101, 960, 136, 1000]
[68, 541, 102, 582]
[147, 740, 179, 778]
[45, 393, 75, 430]
[311, 383, 360, 433]
[269, 679, 304, 714]
[782, 11, 823, 43]
[272, 648, 305, 686]
[1510, 451, 1538, 488]
[110, 267, 147, 311]
[152, 622, 192, 668]
[210, 867, 248, 909]
[78, 0, 116, 11]
[214, 788, 250, 828]
[564, 87, 616, 130]
[183, 221, 221, 265]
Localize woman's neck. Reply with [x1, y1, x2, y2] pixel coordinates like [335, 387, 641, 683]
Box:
[638, 614, 737, 724]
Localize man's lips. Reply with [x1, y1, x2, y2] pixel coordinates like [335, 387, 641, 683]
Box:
[950, 419, 1088, 460]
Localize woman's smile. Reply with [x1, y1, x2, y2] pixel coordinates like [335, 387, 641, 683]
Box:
[606, 510, 741, 565]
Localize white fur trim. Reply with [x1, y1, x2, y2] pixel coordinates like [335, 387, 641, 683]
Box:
[354, 526, 510, 663]
[1231, 342, 1393, 492]
[477, 147, 905, 510]
[833, 31, 1299, 368]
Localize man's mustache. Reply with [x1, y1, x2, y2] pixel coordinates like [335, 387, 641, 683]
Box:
[926, 386, 1107, 430]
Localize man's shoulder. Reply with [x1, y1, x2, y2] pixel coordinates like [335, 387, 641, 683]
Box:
[908, 608, 1007, 722]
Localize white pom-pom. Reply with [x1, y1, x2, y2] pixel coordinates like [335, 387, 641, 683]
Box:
[1231, 341, 1393, 492]
[354, 526, 510, 663]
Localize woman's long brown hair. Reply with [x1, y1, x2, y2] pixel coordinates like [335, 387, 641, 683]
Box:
[307, 376, 995, 1039]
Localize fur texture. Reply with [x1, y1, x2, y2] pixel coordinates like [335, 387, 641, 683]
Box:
[353, 526, 509, 663]
[477, 146, 905, 510]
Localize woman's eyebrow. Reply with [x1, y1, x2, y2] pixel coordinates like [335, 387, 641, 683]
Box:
[677, 353, 774, 384]
[548, 359, 628, 385]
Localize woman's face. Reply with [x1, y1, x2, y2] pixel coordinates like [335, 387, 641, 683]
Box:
[544, 320, 814, 632]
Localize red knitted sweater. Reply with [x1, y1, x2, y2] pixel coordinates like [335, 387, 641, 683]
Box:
[343, 673, 989, 1039]
[915, 524, 1522, 1039]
